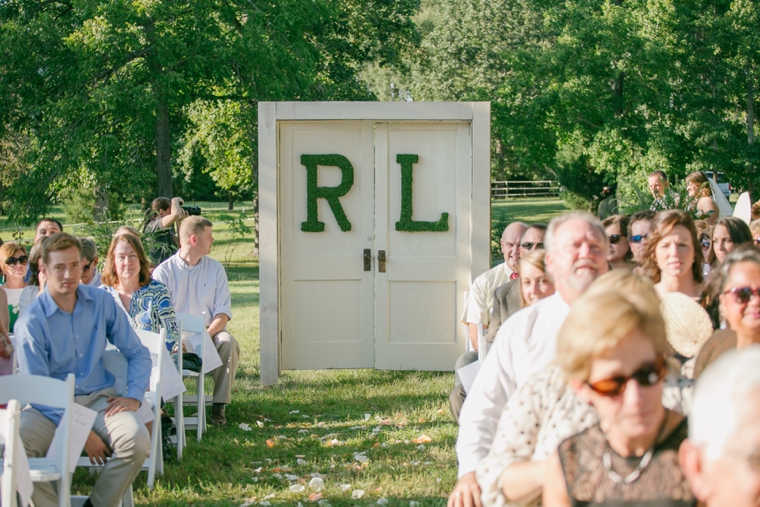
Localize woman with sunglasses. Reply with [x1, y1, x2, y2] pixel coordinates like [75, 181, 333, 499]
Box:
[603, 215, 635, 271]
[707, 216, 752, 268]
[100, 231, 178, 353]
[477, 271, 691, 507]
[694, 245, 760, 379]
[642, 210, 704, 299]
[0, 242, 38, 333]
[543, 284, 694, 506]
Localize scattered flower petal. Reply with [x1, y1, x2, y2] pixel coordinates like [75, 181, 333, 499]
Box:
[412, 434, 432, 444]
[297, 458, 307, 466]
[416, 444, 425, 451]
[290, 410, 300, 414]
[351, 490, 365, 499]
[377, 498, 389, 505]
[308, 493, 323, 501]
[272, 473, 283, 479]
[340, 484, 351, 492]
[239, 423, 252, 431]
[309, 477, 325, 492]
[364, 413, 371, 420]
[256, 421, 265, 428]
[285, 474, 299, 481]
[289, 484, 306, 493]
[266, 439, 277, 448]
[410, 502, 421, 507]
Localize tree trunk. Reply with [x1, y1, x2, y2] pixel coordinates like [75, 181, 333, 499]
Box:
[155, 100, 172, 198]
[144, 16, 172, 198]
[748, 68, 756, 199]
[93, 186, 109, 220]
[228, 191, 234, 211]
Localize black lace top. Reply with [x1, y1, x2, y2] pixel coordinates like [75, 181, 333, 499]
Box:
[557, 418, 696, 507]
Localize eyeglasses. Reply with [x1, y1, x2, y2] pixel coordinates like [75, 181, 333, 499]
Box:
[629, 234, 647, 244]
[701, 239, 712, 249]
[723, 287, 760, 305]
[82, 261, 93, 272]
[5, 255, 28, 267]
[585, 356, 667, 397]
[608, 234, 623, 244]
[520, 242, 544, 251]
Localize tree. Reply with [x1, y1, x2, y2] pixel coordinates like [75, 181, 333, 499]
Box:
[0, 0, 419, 224]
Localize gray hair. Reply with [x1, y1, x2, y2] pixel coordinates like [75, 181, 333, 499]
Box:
[79, 237, 98, 261]
[544, 212, 607, 254]
[690, 345, 760, 459]
[715, 244, 760, 294]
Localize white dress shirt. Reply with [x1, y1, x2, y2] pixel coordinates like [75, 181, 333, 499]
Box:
[462, 263, 514, 326]
[153, 253, 232, 326]
[456, 293, 570, 477]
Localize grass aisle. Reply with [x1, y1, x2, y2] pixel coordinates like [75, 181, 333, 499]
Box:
[64, 198, 570, 506]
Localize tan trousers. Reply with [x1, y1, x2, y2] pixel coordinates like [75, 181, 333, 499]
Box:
[19, 387, 150, 507]
[211, 331, 240, 404]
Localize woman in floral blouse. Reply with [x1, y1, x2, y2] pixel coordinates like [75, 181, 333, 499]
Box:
[100, 229, 178, 352]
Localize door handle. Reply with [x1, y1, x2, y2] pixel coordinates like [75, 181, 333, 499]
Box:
[378, 250, 386, 273]
[363, 249, 371, 271]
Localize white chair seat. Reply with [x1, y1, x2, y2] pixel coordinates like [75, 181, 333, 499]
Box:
[28, 459, 63, 481]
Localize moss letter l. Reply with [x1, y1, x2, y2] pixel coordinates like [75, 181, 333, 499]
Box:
[395, 154, 449, 232]
[300, 154, 354, 232]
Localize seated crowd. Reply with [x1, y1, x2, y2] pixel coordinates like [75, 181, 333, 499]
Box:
[450, 173, 760, 507]
[0, 207, 240, 507]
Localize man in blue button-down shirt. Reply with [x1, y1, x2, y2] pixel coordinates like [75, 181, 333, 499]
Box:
[16, 233, 152, 507]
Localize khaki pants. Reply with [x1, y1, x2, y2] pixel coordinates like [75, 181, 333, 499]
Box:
[211, 331, 240, 404]
[19, 387, 150, 507]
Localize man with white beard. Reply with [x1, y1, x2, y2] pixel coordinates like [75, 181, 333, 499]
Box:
[448, 212, 609, 507]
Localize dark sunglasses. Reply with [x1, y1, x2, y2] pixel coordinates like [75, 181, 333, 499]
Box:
[82, 261, 93, 272]
[5, 255, 28, 267]
[520, 242, 544, 251]
[629, 234, 647, 244]
[608, 234, 623, 244]
[586, 356, 667, 397]
[701, 239, 712, 249]
[724, 287, 760, 305]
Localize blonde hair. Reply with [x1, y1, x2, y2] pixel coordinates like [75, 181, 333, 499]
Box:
[179, 216, 212, 242]
[749, 219, 760, 240]
[557, 270, 671, 381]
[686, 171, 713, 199]
[518, 249, 548, 308]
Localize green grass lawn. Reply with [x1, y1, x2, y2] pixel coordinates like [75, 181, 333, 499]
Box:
[45, 198, 569, 506]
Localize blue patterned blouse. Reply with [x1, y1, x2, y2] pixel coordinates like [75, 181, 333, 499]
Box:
[101, 279, 179, 351]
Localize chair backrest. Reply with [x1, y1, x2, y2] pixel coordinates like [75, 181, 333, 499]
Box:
[0, 373, 74, 498]
[134, 328, 166, 402]
[176, 313, 206, 335]
[1, 399, 21, 507]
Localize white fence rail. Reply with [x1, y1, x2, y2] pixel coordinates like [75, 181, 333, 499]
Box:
[491, 180, 560, 199]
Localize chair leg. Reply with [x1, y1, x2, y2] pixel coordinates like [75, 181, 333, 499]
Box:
[196, 374, 204, 442]
[121, 485, 134, 507]
[174, 393, 184, 461]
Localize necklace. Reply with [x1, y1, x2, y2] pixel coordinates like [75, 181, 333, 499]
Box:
[602, 411, 668, 485]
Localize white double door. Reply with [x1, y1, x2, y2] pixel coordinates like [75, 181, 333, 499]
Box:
[279, 120, 472, 370]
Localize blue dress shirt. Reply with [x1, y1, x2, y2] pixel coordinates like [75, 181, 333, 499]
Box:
[15, 284, 151, 424]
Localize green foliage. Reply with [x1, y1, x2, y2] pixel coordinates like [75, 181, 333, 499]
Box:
[395, 154, 450, 233]
[0, 0, 420, 224]
[61, 186, 127, 225]
[300, 154, 355, 233]
[72, 213, 140, 271]
[490, 214, 512, 266]
[218, 211, 253, 271]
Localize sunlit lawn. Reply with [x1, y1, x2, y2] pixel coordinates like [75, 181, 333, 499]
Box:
[9, 198, 569, 506]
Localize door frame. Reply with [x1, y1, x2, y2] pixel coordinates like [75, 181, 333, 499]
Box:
[259, 102, 491, 385]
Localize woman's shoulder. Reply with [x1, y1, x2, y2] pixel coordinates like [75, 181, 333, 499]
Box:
[694, 329, 737, 379]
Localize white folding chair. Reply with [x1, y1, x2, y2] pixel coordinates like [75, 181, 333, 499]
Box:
[1, 399, 30, 507]
[0, 373, 75, 507]
[477, 323, 487, 362]
[174, 312, 208, 451]
[134, 328, 166, 488]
